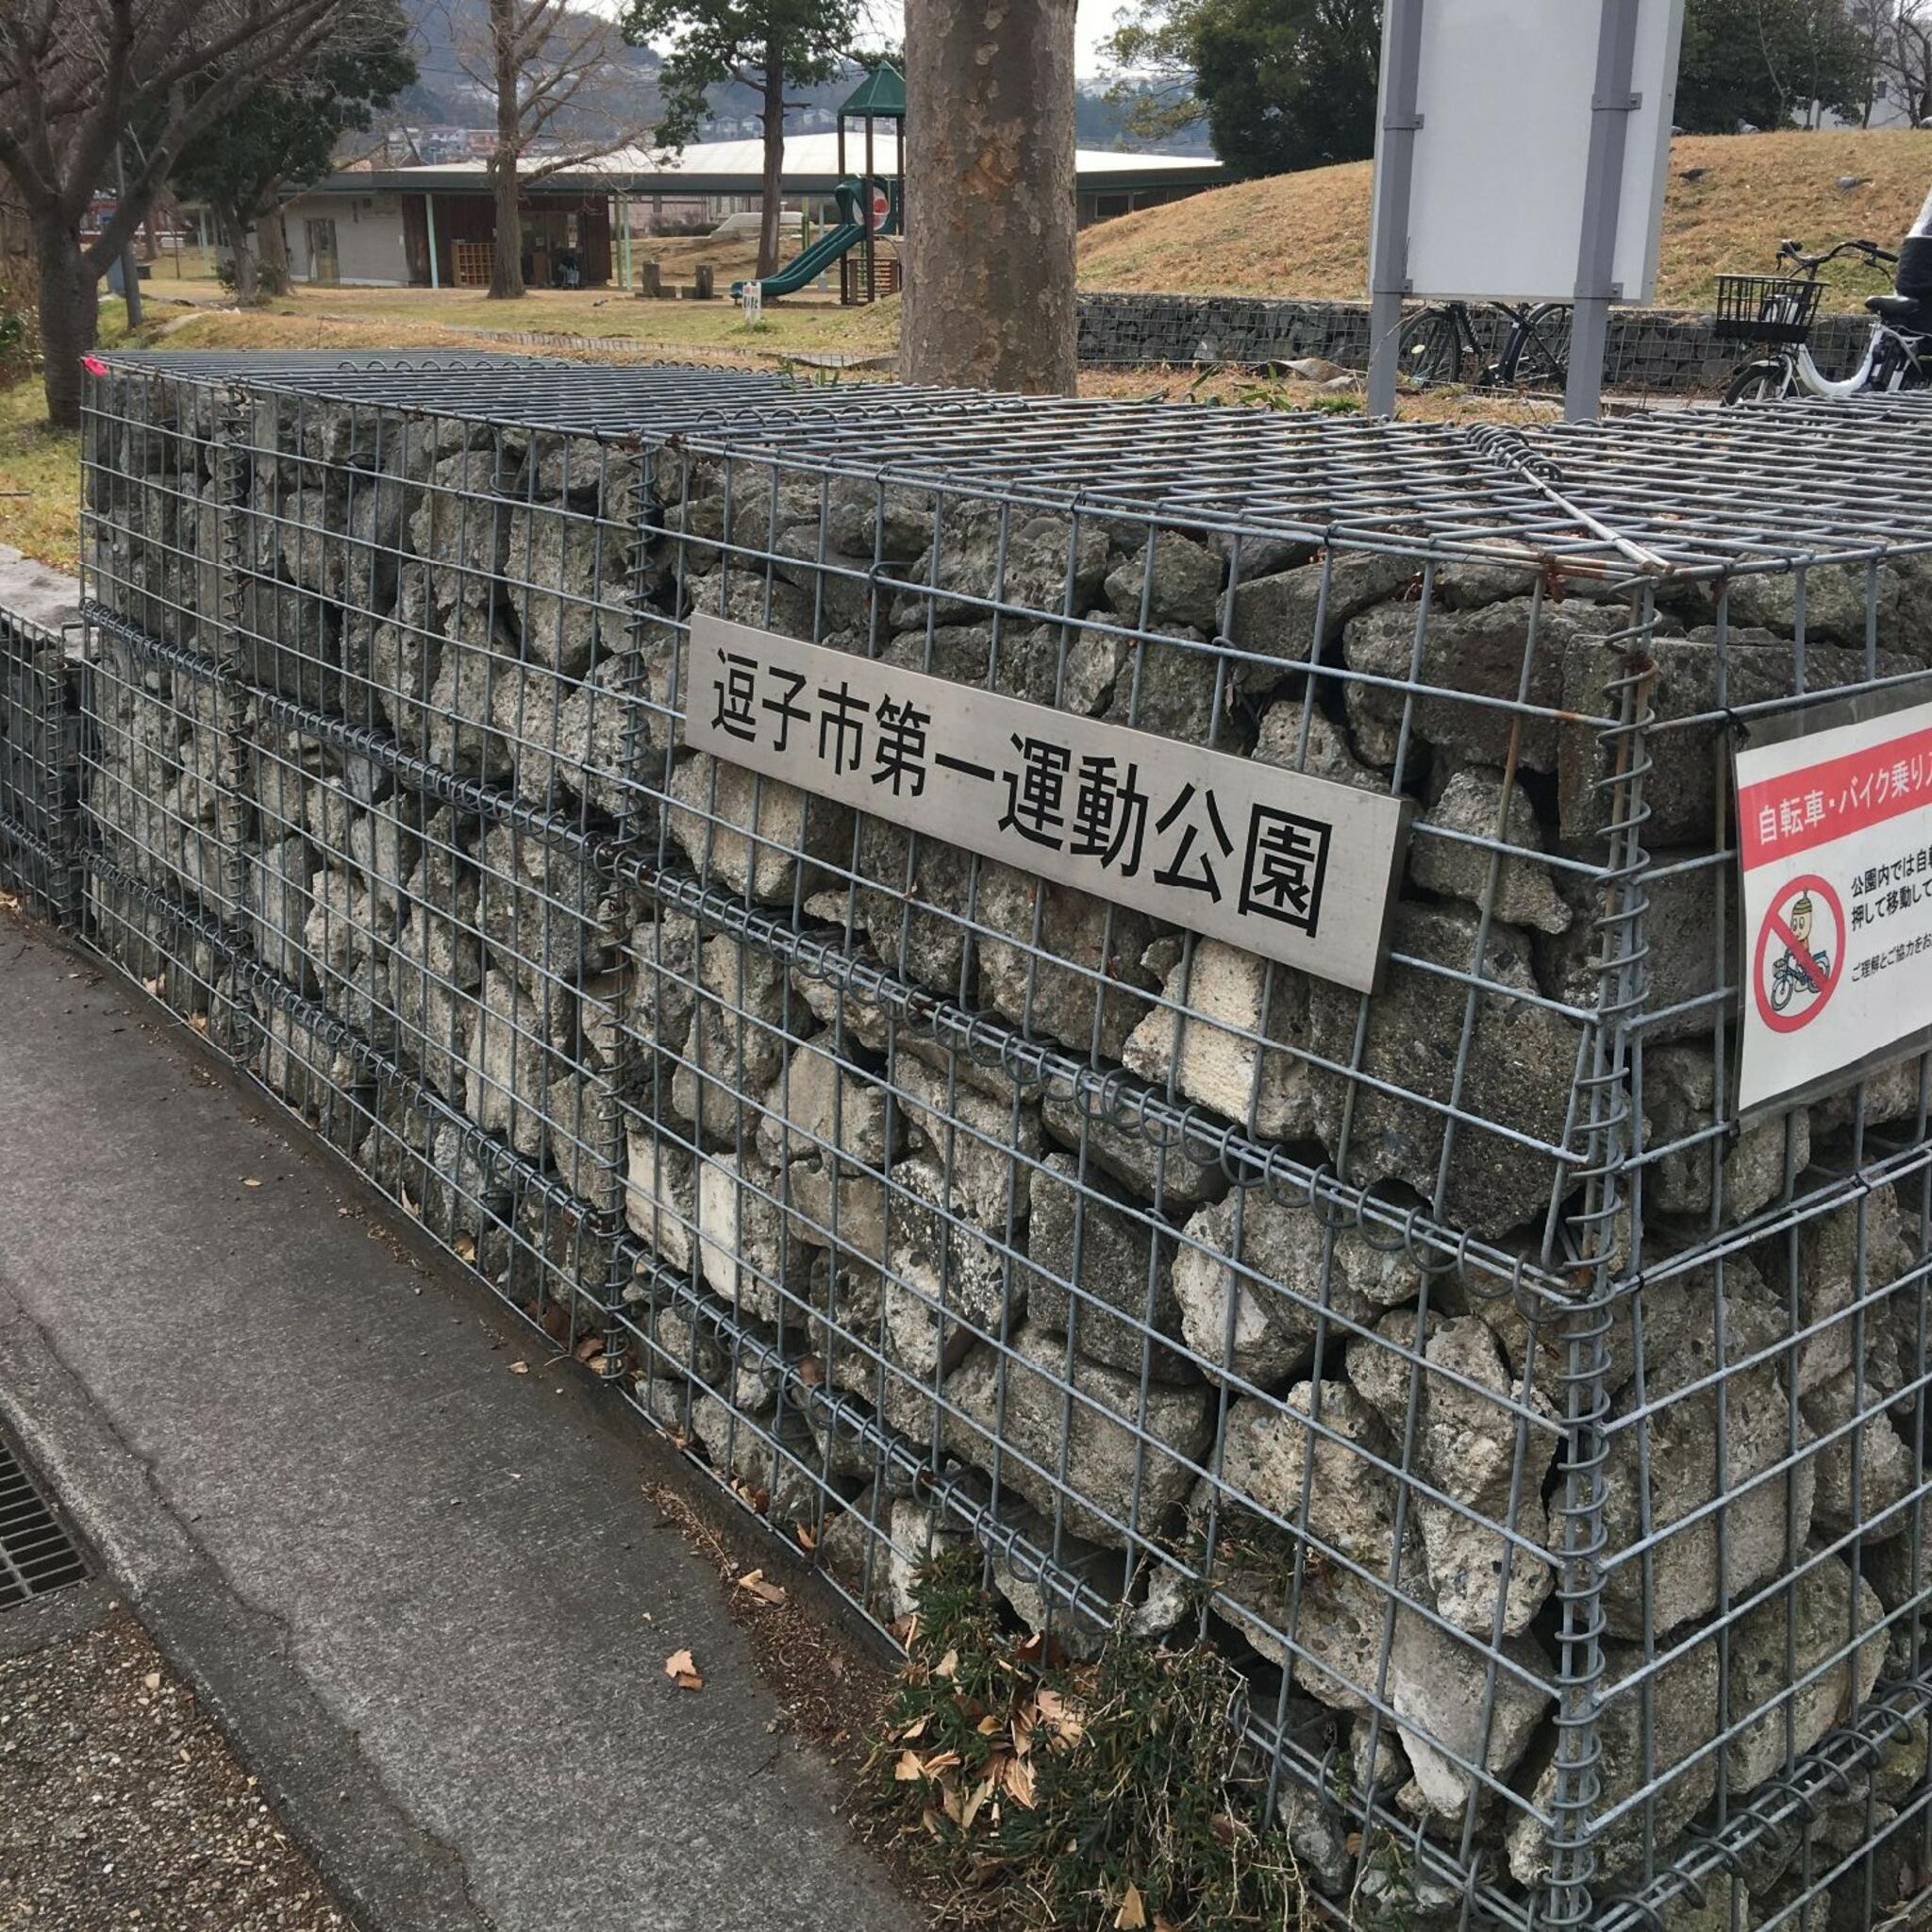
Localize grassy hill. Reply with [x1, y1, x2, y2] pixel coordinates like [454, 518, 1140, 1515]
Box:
[1078, 128, 1932, 312]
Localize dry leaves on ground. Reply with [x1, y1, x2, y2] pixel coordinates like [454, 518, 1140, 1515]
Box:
[663, 1648, 704, 1691]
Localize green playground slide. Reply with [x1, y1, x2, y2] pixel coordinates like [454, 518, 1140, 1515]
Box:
[732, 221, 866, 300]
[733, 175, 896, 301]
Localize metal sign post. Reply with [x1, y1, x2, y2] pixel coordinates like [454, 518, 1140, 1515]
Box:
[1566, 0, 1642, 422]
[1365, 0, 1682, 423]
[1366, 0, 1425, 419]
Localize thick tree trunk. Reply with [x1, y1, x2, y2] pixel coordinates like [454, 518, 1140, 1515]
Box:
[900, 0, 1078, 393]
[35, 216, 99, 431]
[215, 197, 261, 305]
[758, 56, 786, 280]
[489, 0, 526, 299]
[257, 195, 290, 292]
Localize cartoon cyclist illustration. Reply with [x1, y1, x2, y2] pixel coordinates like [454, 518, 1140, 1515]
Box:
[1770, 891, 1832, 1012]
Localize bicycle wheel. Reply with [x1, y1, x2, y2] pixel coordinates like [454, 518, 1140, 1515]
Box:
[1511, 303, 1572, 391]
[1724, 358, 1792, 406]
[1396, 308, 1466, 387]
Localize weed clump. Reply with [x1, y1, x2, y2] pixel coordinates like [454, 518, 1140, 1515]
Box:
[860, 1549, 1316, 1931]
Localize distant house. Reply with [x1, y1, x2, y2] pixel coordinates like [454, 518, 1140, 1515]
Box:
[273, 132, 1224, 290]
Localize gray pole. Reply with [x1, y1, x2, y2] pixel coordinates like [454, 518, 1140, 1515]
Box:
[1565, 0, 1641, 423]
[1365, 0, 1425, 419]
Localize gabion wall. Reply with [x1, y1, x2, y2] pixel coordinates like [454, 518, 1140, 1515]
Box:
[1076, 291, 1879, 388]
[58, 350, 1932, 1932]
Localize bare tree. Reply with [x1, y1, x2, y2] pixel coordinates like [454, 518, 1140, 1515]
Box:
[0, 0, 365, 426]
[1877, 0, 1932, 124]
[448, 0, 655, 299]
[900, 0, 1077, 393]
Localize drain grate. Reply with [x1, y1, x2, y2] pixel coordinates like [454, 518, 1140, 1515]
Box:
[0, 1430, 89, 1610]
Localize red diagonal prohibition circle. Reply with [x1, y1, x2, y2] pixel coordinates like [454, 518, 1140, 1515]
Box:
[1752, 873, 1843, 1035]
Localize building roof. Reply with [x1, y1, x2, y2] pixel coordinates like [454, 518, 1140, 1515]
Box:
[839, 62, 905, 119]
[319, 130, 1223, 199]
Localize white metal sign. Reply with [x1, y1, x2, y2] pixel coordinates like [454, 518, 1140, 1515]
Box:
[1735, 693, 1932, 1114]
[683, 616, 1413, 992]
[741, 280, 763, 325]
[1374, 0, 1683, 305]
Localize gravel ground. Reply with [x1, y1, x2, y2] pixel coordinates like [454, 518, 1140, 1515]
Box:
[0, 1609, 358, 1930]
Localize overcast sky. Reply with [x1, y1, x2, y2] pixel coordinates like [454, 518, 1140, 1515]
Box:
[856, 4, 1128, 80]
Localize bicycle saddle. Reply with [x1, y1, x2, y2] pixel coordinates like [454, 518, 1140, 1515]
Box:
[1866, 291, 1925, 325]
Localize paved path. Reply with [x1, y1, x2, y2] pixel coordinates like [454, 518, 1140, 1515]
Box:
[0, 911, 919, 1932]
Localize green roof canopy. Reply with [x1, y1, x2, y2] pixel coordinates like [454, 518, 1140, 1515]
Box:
[840, 62, 905, 119]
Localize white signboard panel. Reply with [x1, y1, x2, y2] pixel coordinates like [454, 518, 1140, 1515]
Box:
[1374, 0, 1684, 304]
[1735, 695, 1932, 1114]
[683, 616, 1412, 992]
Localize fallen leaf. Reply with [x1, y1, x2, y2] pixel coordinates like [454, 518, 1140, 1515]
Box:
[574, 1335, 601, 1363]
[958, 1775, 994, 1831]
[1115, 1882, 1148, 1930]
[893, 1750, 925, 1782]
[934, 1647, 959, 1680]
[452, 1233, 477, 1261]
[922, 1750, 962, 1775]
[508, 1360, 531, 1375]
[242, 1177, 262, 1189]
[1003, 1755, 1036, 1808]
[795, 1524, 818, 1552]
[975, 1714, 1000, 1736]
[142, 1673, 162, 1692]
[663, 1648, 704, 1690]
[734, 1568, 787, 1607]
[897, 1712, 931, 1741]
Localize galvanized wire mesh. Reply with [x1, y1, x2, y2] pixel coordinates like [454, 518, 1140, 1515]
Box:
[0, 601, 82, 922]
[46, 348, 1932, 1932]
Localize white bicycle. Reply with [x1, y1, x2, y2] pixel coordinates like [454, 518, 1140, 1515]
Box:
[1722, 233, 1930, 406]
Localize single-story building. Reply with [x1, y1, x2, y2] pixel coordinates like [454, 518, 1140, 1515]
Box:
[274, 130, 1224, 290]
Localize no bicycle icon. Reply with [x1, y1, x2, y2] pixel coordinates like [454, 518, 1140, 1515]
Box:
[1752, 874, 1844, 1035]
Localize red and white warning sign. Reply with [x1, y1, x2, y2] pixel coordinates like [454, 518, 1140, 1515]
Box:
[1736, 694, 1932, 1112]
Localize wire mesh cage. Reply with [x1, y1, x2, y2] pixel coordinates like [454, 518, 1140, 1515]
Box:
[1713, 275, 1825, 348]
[41, 348, 1932, 1932]
[0, 600, 82, 922]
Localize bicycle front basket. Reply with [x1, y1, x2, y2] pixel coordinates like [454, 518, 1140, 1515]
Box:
[1714, 274, 1823, 345]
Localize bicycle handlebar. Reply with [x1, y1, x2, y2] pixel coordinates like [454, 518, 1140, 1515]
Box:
[1776, 236, 1901, 273]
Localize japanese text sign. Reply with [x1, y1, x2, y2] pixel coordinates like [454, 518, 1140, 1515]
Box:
[683, 616, 1411, 993]
[1736, 691, 1932, 1113]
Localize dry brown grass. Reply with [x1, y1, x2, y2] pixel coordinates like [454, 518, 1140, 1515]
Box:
[1077, 128, 1932, 312]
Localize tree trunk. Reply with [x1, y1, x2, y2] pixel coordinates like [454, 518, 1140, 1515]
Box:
[488, 0, 525, 299]
[758, 55, 786, 280]
[216, 197, 261, 305]
[35, 215, 99, 431]
[257, 194, 290, 293]
[900, 0, 1078, 393]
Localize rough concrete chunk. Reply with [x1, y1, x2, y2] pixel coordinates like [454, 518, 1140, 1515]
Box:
[1103, 531, 1224, 634]
[1724, 1560, 1887, 1792]
[668, 751, 852, 904]
[1024, 1153, 1193, 1381]
[1344, 596, 1625, 773]
[1232, 551, 1418, 692]
[941, 1323, 1215, 1543]
[1305, 903, 1583, 1239]
[1411, 768, 1571, 934]
[1507, 1638, 1720, 1889]
[1389, 1617, 1551, 1818]
[1173, 1189, 1420, 1391]
[1599, 1264, 1815, 1639]
[1121, 938, 1310, 1142]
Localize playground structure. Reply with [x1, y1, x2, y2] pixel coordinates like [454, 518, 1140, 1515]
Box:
[731, 63, 905, 307]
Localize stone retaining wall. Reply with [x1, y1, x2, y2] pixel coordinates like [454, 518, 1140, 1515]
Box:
[1076, 290, 1878, 390]
[66, 353, 1932, 1932]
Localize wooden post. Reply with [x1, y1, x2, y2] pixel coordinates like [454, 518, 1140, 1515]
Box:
[638, 258, 662, 299]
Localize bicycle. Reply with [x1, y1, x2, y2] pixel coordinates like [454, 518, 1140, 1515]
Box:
[1770, 944, 1831, 1012]
[1721, 237, 1931, 405]
[1393, 301, 1572, 391]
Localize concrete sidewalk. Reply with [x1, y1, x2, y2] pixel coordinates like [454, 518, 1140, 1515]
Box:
[0, 910, 920, 1932]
